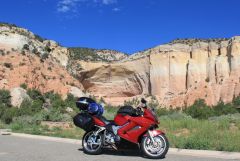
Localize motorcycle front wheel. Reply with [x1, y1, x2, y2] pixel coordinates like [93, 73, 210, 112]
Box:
[82, 131, 103, 155]
[140, 134, 169, 159]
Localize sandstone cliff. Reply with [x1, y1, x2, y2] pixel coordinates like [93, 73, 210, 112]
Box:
[1, 23, 240, 107]
[77, 37, 240, 107]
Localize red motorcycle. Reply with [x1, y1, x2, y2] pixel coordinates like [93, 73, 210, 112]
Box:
[73, 97, 169, 159]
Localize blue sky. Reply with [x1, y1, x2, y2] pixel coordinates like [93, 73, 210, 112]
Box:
[1, 0, 240, 54]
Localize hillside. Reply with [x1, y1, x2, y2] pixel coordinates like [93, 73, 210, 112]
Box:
[0, 23, 83, 97]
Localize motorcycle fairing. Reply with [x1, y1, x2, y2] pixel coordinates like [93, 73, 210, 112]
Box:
[117, 116, 155, 143]
[92, 116, 106, 126]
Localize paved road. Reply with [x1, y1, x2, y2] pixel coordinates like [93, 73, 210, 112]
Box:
[0, 135, 238, 161]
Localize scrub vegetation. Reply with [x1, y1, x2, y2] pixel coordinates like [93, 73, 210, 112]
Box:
[0, 88, 240, 152]
[68, 47, 110, 62]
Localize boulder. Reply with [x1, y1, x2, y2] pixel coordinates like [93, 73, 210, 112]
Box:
[69, 86, 85, 98]
[66, 107, 73, 113]
[10, 87, 30, 108]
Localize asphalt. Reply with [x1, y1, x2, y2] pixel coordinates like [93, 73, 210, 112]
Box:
[0, 135, 239, 161]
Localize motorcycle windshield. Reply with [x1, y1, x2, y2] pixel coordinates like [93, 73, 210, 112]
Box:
[150, 109, 158, 122]
[144, 108, 159, 123]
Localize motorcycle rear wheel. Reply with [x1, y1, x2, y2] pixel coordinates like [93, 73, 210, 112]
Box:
[140, 134, 169, 159]
[82, 131, 103, 155]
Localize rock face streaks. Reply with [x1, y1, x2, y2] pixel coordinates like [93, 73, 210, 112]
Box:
[79, 37, 240, 107]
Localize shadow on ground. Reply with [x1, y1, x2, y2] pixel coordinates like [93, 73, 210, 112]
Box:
[78, 148, 142, 157]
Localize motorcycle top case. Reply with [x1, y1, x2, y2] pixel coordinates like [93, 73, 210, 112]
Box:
[76, 97, 96, 111]
[73, 113, 94, 131]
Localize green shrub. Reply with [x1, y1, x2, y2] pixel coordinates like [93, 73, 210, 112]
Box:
[20, 83, 27, 89]
[209, 113, 240, 123]
[124, 98, 139, 107]
[0, 22, 17, 28]
[43, 91, 66, 111]
[1, 107, 18, 124]
[68, 47, 108, 62]
[32, 110, 49, 121]
[13, 115, 38, 125]
[18, 99, 42, 116]
[0, 104, 6, 117]
[34, 34, 45, 42]
[47, 109, 71, 122]
[183, 136, 211, 150]
[64, 94, 77, 112]
[40, 53, 49, 60]
[233, 96, 240, 109]
[183, 99, 214, 119]
[0, 120, 6, 129]
[183, 99, 239, 119]
[27, 89, 44, 101]
[155, 108, 177, 116]
[89, 95, 97, 101]
[23, 44, 29, 51]
[44, 46, 51, 52]
[148, 95, 159, 109]
[52, 98, 65, 112]
[103, 104, 119, 120]
[0, 89, 11, 107]
[213, 102, 238, 116]
[33, 109, 71, 122]
[99, 97, 106, 104]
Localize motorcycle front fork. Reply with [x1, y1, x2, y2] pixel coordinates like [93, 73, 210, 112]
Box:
[147, 130, 155, 143]
[93, 126, 106, 135]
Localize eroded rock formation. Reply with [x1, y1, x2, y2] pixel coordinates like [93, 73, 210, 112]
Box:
[78, 37, 240, 107]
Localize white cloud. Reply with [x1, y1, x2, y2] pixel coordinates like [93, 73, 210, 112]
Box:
[57, 0, 81, 13]
[102, 0, 117, 5]
[56, 0, 119, 14]
[57, 5, 70, 12]
[112, 7, 120, 12]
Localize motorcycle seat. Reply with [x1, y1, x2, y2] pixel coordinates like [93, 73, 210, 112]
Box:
[96, 115, 115, 125]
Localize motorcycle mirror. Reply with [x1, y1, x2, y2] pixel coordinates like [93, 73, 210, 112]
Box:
[100, 102, 105, 108]
[141, 98, 147, 104]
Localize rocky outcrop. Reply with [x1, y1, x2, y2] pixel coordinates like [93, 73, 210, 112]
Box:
[79, 57, 150, 98]
[10, 87, 30, 108]
[43, 40, 69, 67]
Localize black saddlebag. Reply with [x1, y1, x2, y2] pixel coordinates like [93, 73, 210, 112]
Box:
[73, 113, 94, 131]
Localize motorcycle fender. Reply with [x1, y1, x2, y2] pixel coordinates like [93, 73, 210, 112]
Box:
[143, 130, 165, 137]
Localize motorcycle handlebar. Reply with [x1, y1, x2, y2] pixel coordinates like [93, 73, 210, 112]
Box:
[135, 107, 144, 116]
[141, 98, 147, 104]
